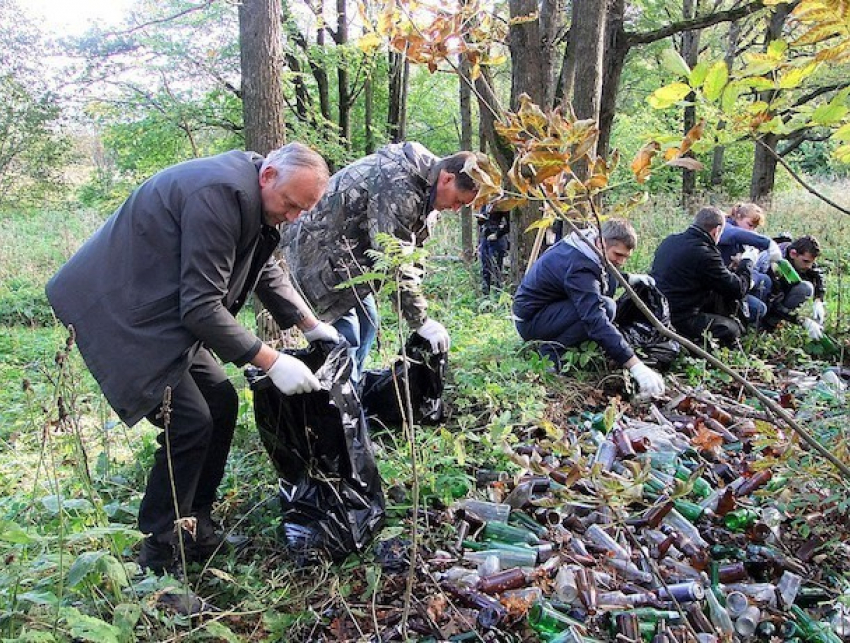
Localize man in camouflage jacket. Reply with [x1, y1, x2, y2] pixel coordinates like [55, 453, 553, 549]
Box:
[282, 142, 481, 381]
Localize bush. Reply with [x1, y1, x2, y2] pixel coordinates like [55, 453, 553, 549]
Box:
[0, 277, 53, 326]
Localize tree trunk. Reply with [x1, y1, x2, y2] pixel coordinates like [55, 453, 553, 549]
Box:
[597, 0, 626, 160]
[750, 4, 795, 206]
[459, 54, 474, 263]
[680, 0, 700, 213]
[388, 51, 408, 142]
[239, 0, 286, 343]
[335, 0, 351, 147]
[364, 73, 375, 154]
[507, 0, 557, 286]
[711, 20, 740, 190]
[239, 0, 285, 155]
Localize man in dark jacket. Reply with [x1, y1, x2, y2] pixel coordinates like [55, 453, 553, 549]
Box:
[46, 143, 337, 575]
[651, 206, 752, 347]
[512, 218, 665, 398]
[282, 142, 488, 382]
[755, 235, 827, 339]
[477, 204, 510, 295]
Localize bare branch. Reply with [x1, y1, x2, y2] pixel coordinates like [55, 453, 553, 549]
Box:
[626, 1, 767, 47]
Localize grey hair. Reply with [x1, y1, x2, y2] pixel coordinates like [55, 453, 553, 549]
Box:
[693, 206, 725, 232]
[261, 142, 329, 184]
[601, 217, 637, 250]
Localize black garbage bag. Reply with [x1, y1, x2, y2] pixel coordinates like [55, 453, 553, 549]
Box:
[615, 282, 681, 370]
[360, 333, 447, 427]
[248, 341, 385, 563]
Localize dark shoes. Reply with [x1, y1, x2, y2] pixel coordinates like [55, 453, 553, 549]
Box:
[138, 536, 179, 577]
[183, 507, 225, 563]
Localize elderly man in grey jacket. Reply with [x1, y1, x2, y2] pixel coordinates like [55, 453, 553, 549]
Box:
[46, 143, 338, 575]
[282, 142, 484, 382]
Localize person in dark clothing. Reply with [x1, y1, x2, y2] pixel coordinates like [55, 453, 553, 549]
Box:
[46, 144, 339, 576]
[755, 235, 827, 339]
[651, 206, 752, 348]
[717, 203, 781, 327]
[477, 205, 510, 295]
[512, 218, 665, 398]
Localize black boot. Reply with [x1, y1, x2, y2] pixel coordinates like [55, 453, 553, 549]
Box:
[138, 535, 178, 576]
[183, 507, 225, 563]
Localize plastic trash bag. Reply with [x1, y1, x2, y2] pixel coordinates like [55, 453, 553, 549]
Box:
[360, 333, 447, 428]
[248, 341, 385, 564]
[615, 282, 681, 370]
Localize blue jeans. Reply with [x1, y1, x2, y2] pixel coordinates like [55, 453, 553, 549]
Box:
[516, 296, 616, 368]
[479, 236, 507, 294]
[332, 293, 379, 384]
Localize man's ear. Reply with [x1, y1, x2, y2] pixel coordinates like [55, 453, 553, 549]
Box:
[259, 166, 277, 187]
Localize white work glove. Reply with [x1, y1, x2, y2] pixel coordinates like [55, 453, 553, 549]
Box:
[741, 246, 760, 264]
[487, 233, 498, 241]
[628, 361, 665, 398]
[302, 321, 341, 344]
[767, 240, 782, 264]
[802, 317, 823, 341]
[416, 318, 450, 353]
[812, 300, 826, 325]
[267, 353, 321, 395]
[627, 274, 656, 288]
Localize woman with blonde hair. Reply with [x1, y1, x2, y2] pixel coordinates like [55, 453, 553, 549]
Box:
[717, 202, 781, 327]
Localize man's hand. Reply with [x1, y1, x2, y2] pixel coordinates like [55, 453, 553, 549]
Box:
[267, 353, 321, 395]
[627, 274, 656, 288]
[802, 317, 823, 341]
[303, 321, 341, 344]
[767, 240, 782, 264]
[628, 361, 665, 398]
[416, 318, 450, 353]
[812, 300, 826, 325]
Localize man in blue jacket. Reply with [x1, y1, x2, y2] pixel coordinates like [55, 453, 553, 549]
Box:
[46, 143, 339, 575]
[512, 218, 665, 398]
[651, 207, 752, 348]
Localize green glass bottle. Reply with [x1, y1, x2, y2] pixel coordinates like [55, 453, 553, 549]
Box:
[790, 605, 843, 643]
[481, 520, 541, 545]
[528, 600, 583, 636]
[674, 466, 712, 499]
[777, 258, 802, 285]
[673, 499, 709, 522]
[723, 508, 758, 531]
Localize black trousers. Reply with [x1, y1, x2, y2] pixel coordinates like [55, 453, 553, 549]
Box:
[138, 348, 238, 541]
[676, 313, 742, 348]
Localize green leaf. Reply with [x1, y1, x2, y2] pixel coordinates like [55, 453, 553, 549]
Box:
[198, 621, 241, 643]
[703, 61, 729, 102]
[112, 604, 142, 643]
[67, 550, 107, 587]
[41, 495, 95, 515]
[811, 102, 848, 126]
[832, 122, 850, 142]
[17, 590, 59, 606]
[721, 82, 743, 115]
[661, 49, 691, 78]
[689, 61, 710, 88]
[59, 607, 121, 643]
[778, 61, 818, 90]
[647, 82, 692, 109]
[0, 520, 35, 544]
[3, 632, 57, 643]
[767, 39, 788, 59]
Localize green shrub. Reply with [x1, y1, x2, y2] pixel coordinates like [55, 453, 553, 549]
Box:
[0, 277, 53, 326]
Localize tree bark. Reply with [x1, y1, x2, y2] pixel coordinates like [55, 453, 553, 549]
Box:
[711, 20, 740, 190]
[680, 0, 700, 212]
[750, 3, 794, 206]
[388, 51, 408, 142]
[507, 0, 559, 285]
[239, 0, 286, 155]
[335, 0, 351, 147]
[364, 73, 375, 154]
[459, 54, 474, 263]
[597, 0, 626, 159]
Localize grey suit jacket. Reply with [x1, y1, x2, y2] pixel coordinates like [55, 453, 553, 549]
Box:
[46, 151, 310, 425]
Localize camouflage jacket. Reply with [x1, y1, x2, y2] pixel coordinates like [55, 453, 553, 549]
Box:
[281, 142, 438, 327]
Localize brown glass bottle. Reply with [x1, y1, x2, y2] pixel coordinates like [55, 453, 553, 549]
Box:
[477, 567, 529, 594]
[735, 469, 773, 497]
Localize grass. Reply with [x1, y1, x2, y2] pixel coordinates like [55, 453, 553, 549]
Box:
[0, 185, 848, 641]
